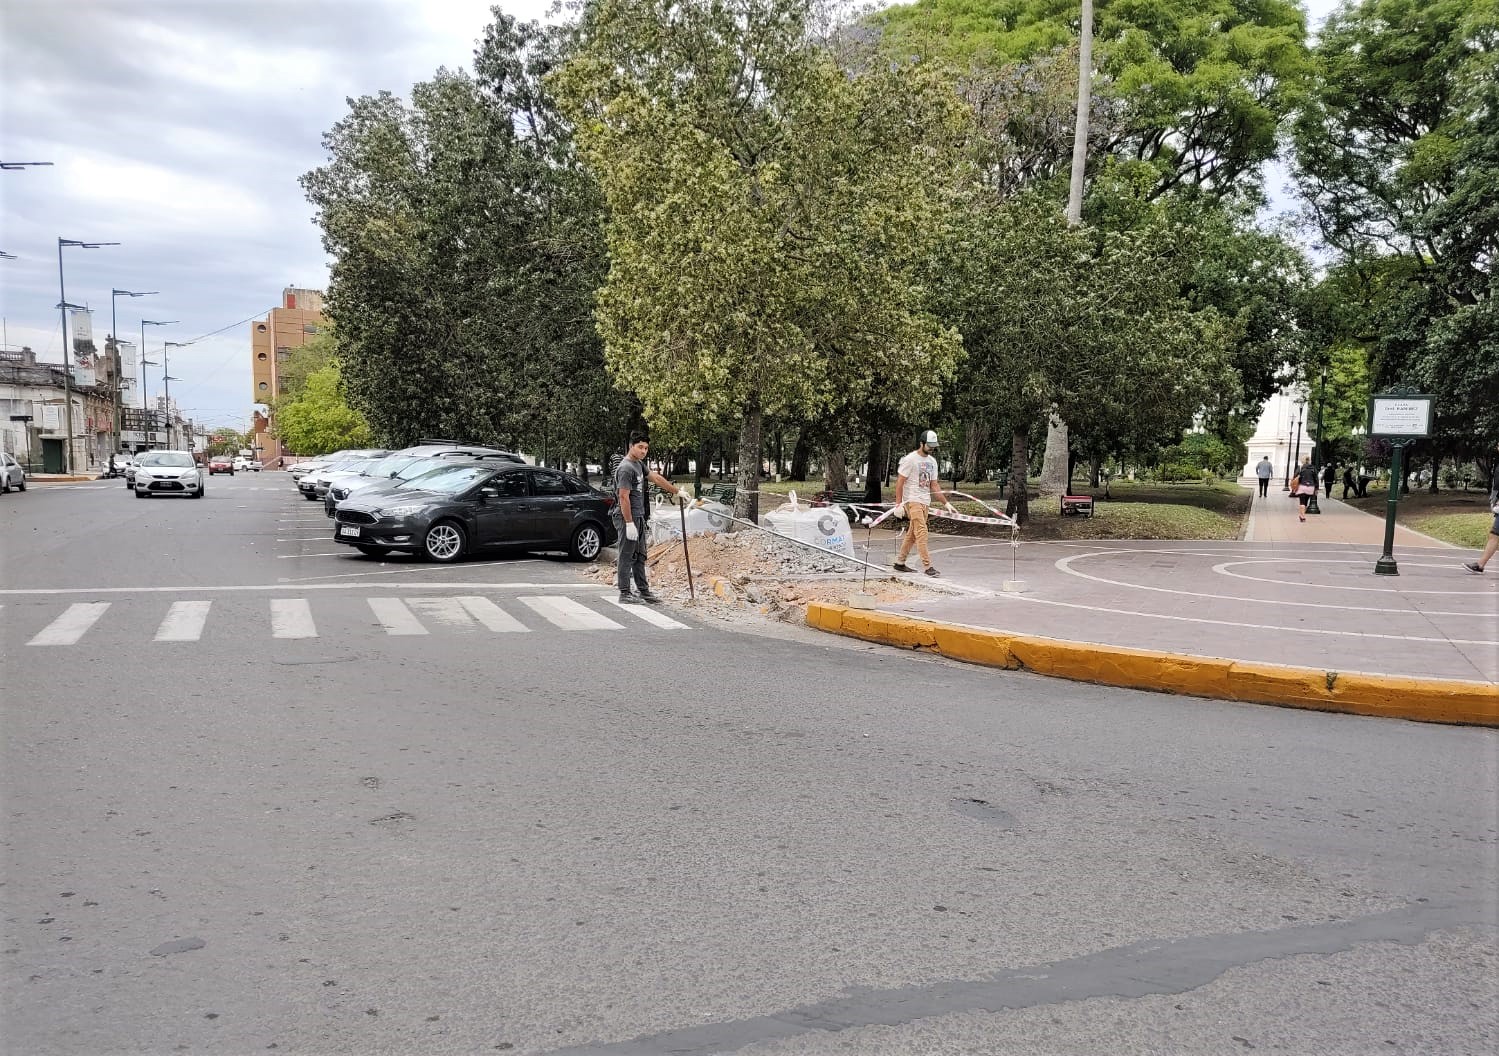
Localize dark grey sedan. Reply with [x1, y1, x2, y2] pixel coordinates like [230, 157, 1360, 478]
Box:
[331, 463, 617, 562]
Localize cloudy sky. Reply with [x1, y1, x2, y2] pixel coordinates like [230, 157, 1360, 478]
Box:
[1, 0, 550, 432]
[1, 0, 1339, 434]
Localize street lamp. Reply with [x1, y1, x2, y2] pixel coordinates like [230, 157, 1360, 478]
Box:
[163, 341, 186, 449]
[110, 289, 156, 452]
[1307, 364, 1329, 516]
[139, 319, 175, 415]
[1282, 398, 1304, 491]
[58, 237, 120, 473]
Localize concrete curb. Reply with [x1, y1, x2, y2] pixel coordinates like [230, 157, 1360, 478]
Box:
[806, 602, 1499, 728]
[27, 475, 96, 483]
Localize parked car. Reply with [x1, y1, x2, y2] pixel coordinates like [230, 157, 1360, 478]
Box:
[1, 452, 26, 493]
[323, 445, 522, 516]
[208, 456, 235, 475]
[123, 457, 141, 487]
[289, 448, 386, 483]
[133, 449, 205, 498]
[332, 463, 614, 562]
[234, 457, 261, 472]
[298, 456, 385, 500]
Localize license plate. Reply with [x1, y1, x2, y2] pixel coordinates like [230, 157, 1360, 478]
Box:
[338, 525, 361, 538]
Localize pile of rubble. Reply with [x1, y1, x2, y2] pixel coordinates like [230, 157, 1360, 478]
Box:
[583, 527, 939, 624]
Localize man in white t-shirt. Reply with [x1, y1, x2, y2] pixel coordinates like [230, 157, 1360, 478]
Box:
[892, 429, 955, 577]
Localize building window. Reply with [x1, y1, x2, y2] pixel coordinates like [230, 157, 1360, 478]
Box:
[257, 352, 268, 361]
[258, 382, 269, 391]
[256, 324, 268, 333]
[303, 324, 321, 335]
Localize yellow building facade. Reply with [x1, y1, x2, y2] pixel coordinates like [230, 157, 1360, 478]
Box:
[250, 287, 326, 463]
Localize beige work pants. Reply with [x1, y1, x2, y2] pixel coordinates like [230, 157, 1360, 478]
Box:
[896, 502, 932, 567]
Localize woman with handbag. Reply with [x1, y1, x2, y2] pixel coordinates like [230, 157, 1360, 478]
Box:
[1293, 456, 1318, 522]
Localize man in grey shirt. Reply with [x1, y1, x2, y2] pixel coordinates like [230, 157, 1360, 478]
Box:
[615, 433, 691, 603]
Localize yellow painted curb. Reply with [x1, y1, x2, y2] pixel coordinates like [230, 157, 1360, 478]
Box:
[805, 602, 1499, 728]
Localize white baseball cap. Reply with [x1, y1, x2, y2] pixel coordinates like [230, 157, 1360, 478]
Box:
[921, 430, 940, 447]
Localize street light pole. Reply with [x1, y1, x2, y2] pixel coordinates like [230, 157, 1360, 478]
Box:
[1307, 365, 1328, 515]
[57, 238, 119, 473]
[163, 342, 186, 449]
[139, 320, 175, 446]
[110, 289, 156, 453]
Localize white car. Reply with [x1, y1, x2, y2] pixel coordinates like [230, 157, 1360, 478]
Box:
[234, 457, 261, 472]
[1, 452, 26, 493]
[132, 450, 205, 499]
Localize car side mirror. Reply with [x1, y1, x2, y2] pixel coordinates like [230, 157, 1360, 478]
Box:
[479, 487, 500, 501]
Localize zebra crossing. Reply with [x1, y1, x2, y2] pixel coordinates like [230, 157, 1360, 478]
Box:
[8, 592, 688, 647]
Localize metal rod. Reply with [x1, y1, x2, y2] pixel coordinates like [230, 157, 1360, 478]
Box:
[57, 241, 74, 474]
[679, 500, 696, 602]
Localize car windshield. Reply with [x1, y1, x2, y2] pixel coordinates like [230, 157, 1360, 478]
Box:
[396, 464, 491, 495]
[138, 452, 195, 468]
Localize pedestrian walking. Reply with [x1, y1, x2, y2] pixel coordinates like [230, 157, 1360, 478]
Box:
[892, 430, 955, 577]
[1322, 461, 1336, 498]
[1342, 466, 1356, 500]
[614, 433, 690, 603]
[1464, 454, 1499, 575]
[1254, 454, 1273, 497]
[1292, 455, 1318, 522]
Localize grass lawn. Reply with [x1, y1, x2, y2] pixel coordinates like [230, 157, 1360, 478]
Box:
[744, 477, 1251, 541]
[1344, 488, 1493, 549]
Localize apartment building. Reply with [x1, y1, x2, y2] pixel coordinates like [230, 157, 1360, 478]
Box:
[250, 287, 326, 462]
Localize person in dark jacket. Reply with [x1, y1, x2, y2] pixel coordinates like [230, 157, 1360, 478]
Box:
[1322, 461, 1336, 497]
[1342, 465, 1357, 500]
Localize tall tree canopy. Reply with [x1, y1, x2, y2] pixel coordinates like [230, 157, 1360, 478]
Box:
[555, 0, 968, 518]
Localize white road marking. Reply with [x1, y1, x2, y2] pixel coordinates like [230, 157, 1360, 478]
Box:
[154, 600, 212, 642]
[277, 553, 347, 559]
[269, 598, 318, 639]
[405, 596, 474, 629]
[28, 603, 110, 645]
[520, 595, 621, 630]
[455, 596, 529, 632]
[601, 596, 689, 629]
[0, 582, 625, 596]
[368, 596, 428, 635]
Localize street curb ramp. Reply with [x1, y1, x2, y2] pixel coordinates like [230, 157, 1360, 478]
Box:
[806, 603, 1499, 728]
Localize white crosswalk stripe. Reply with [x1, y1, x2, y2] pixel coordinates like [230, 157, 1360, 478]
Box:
[454, 595, 529, 632]
[154, 600, 212, 642]
[519, 595, 623, 630]
[270, 598, 318, 639]
[28, 602, 110, 646]
[8, 593, 684, 645]
[368, 597, 428, 635]
[600, 596, 689, 629]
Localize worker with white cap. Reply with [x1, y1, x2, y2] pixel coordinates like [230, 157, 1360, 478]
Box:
[892, 429, 955, 577]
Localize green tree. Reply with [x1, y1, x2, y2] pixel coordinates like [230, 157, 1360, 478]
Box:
[274, 362, 373, 456]
[303, 12, 622, 460]
[555, 0, 968, 520]
[868, 0, 1311, 200]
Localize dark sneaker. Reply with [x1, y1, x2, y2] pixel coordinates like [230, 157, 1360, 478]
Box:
[1465, 561, 1485, 574]
[618, 593, 643, 604]
[893, 563, 913, 572]
[638, 591, 663, 604]
[924, 567, 941, 577]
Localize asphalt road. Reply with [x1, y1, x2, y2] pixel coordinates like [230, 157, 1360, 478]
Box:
[3, 474, 1496, 1055]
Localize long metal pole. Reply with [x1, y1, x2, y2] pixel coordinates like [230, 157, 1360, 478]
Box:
[1374, 443, 1405, 575]
[1307, 369, 1327, 515]
[111, 291, 121, 454]
[140, 320, 148, 410]
[57, 240, 75, 474]
[163, 345, 171, 449]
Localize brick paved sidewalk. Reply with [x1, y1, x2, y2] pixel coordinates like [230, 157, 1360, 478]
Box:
[1244, 485, 1451, 547]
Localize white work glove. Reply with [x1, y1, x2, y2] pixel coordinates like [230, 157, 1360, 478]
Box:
[944, 501, 957, 513]
[893, 504, 907, 520]
[625, 523, 639, 542]
[672, 489, 692, 507]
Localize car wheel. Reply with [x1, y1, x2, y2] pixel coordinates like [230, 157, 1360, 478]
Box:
[192, 486, 204, 499]
[304, 493, 319, 501]
[355, 544, 391, 558]
[15, 478, 24, 492]
[136, 487, 148, 498]
[1, 478, 9, 494]
[569, 522, 604, 562]
[421, 520, 466, 563]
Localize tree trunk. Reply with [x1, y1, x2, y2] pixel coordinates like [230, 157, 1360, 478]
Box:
[578, 449, 590, 485]
[1005, 427, 1029, 525]
[735, 402, 762, 523]
[962, 420, 987, 485]
[1089, 455, 1102, 488]
[863, 433, 883, 503]
[790, 431, 810, 482]
[1038, 413, 1068, 493]
[694, 434, 707, 497]
[823, 444, 848, 494]
[1429, 452, 1440, 493]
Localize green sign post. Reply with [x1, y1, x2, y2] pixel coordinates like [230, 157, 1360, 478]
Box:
[1368, 386, 1434, 576]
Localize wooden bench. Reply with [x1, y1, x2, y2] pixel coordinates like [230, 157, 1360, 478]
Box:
[700, 482, 737, 506]
[812, 489, 872, 525]
[1060, 494, 1095, 517]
